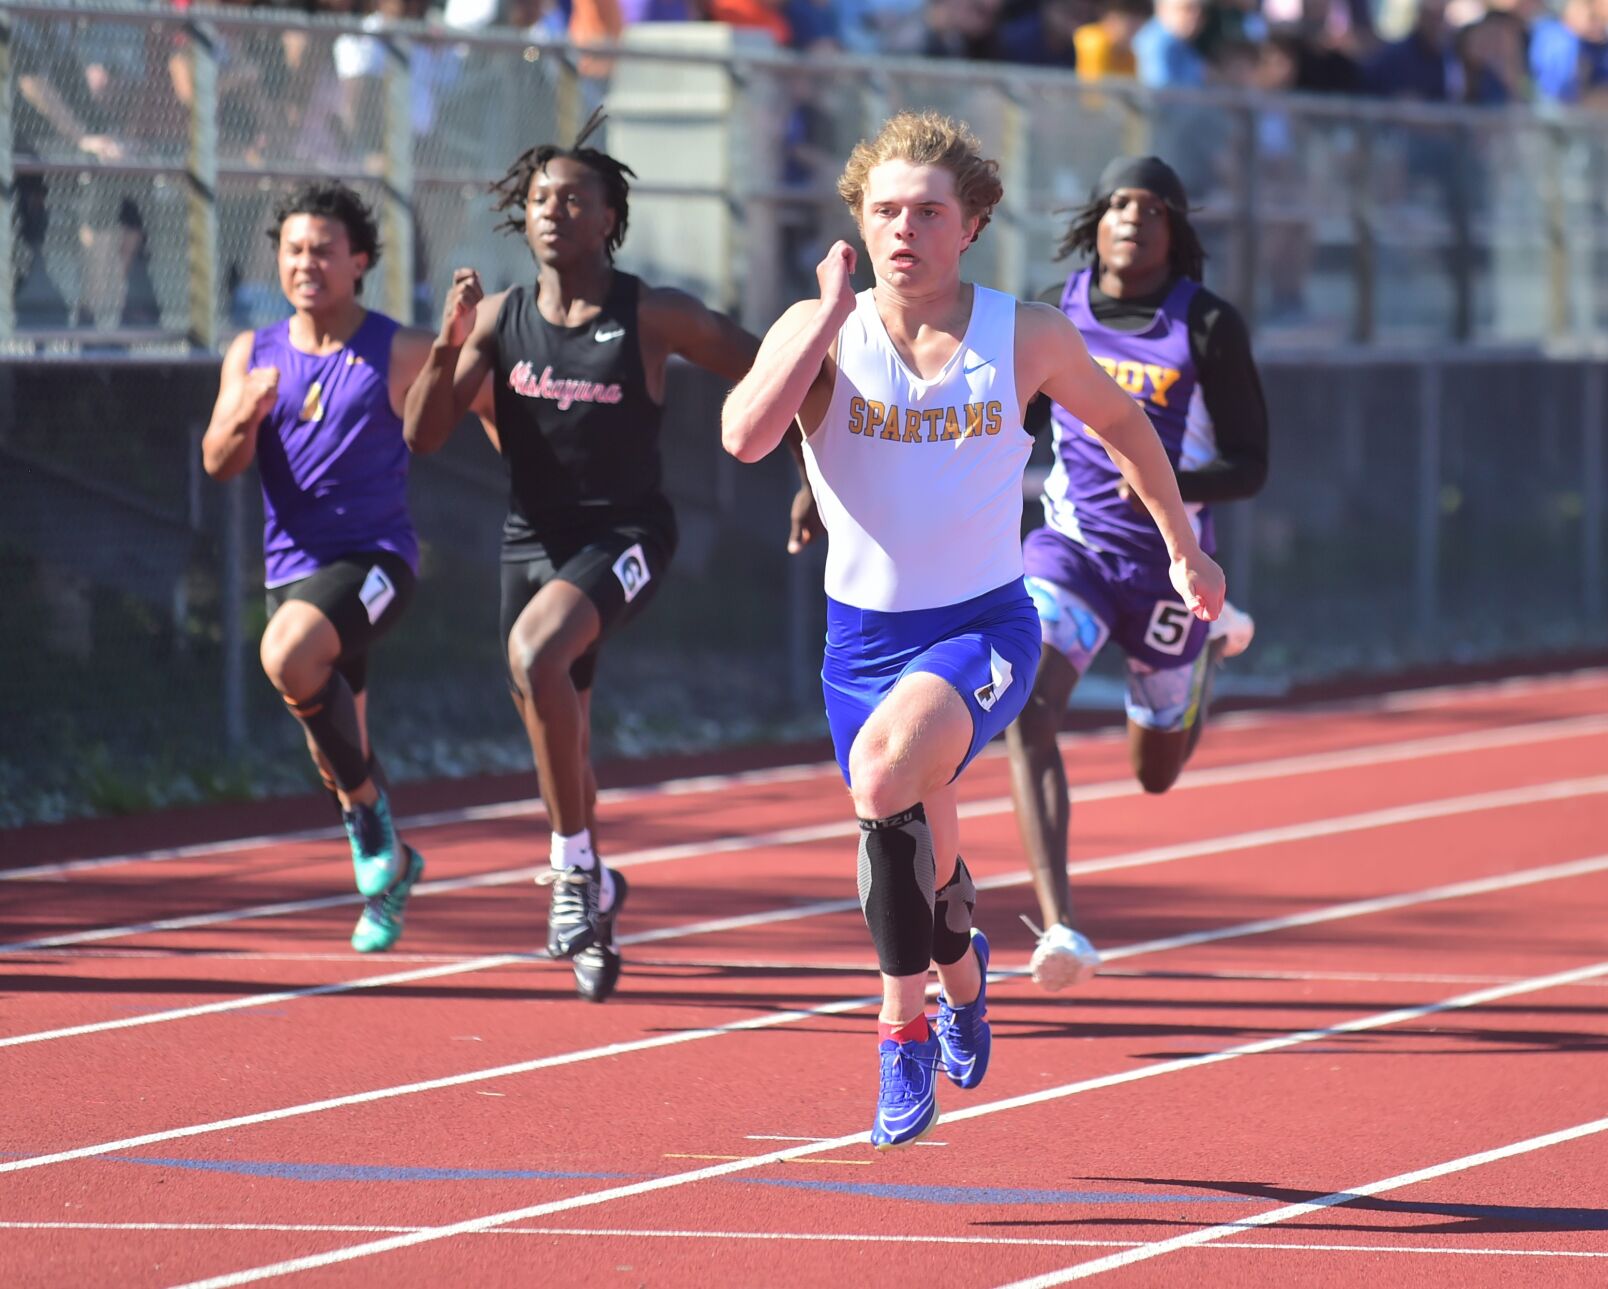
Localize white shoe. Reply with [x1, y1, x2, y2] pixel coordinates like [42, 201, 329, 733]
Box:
[1208, 601, 1255, 659]
[1028, 922, 1102, 992]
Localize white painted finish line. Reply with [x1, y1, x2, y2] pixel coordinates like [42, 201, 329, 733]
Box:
[170, 958, 1608, 1288]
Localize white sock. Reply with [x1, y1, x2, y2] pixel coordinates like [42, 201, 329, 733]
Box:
[550, 829, 595, 872]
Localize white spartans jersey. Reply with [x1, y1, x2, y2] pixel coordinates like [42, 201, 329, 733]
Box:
[804, 285, 1031, 613]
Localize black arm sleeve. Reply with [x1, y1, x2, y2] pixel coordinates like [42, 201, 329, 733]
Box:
[1022, 281, 1064, 437]
[1178, 291, 1269, 504]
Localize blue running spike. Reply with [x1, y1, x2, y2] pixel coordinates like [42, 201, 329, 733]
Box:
[871, 1030, 941, 1150]
[934, 929, 991, 1089]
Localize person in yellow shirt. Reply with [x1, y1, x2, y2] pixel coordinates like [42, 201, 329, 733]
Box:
[1074, 0, 1149, 79]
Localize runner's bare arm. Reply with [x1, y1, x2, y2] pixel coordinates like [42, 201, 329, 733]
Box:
[404, 269, 500, 456]
[387, 326, 444, 418]
[641, 287, 761, 385]
[202, 330, 275, 482]
[722, 242, 858, 463]
[1020, 302, 1225, 619]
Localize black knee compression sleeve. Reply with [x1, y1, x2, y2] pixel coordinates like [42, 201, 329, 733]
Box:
[856, 805, 936, 977]
[931, 855, 977, 966]
[285, 672, 369, 793]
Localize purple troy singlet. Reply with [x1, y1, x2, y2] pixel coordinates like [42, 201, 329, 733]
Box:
[250, 310, 418, 587]
[1042, 268, 1214, 565]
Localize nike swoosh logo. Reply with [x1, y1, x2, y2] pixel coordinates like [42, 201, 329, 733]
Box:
[594, 327, 626, 342]
[963, 358, 991, 374]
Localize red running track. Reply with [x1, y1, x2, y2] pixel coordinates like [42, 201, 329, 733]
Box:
[2, 671, 1607, 1287]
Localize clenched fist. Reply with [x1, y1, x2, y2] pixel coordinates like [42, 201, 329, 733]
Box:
[439, 268, 484, 347]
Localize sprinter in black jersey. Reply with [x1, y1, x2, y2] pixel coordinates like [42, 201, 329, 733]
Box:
[404, 118, 765, 1002]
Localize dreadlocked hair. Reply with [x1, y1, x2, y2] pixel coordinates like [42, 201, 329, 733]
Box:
[489, 107, 636, 260]
[1054, 194, 1206, 283]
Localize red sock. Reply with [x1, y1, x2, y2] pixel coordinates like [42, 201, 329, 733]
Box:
[878, 1015, 930, 1044]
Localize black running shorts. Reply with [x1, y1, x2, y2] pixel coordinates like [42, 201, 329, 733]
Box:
[265, 551, 416, 695]
[499, 523, 671, 693]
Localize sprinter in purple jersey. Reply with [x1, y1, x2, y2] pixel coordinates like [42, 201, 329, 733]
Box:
[203, 181, 437, 954]
[1007, 156, 1269, 990]
[404, 114, 783, 1003]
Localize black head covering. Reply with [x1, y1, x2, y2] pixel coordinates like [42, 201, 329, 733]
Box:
[1091, 155, 1189, 212]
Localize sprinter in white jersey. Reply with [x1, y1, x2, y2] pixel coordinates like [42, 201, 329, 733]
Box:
[723, 112, 1224, 1151]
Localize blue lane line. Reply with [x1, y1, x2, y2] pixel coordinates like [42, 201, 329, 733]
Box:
[740, 1180, 1254, 1206]
[109, 1157, 629, 1183]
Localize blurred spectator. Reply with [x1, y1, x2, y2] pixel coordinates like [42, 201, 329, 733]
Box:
[706, 0, 793, 42]
[1073, 0, 1149, 78]
[13, 11, 165, 328]
[1265, 0, 1363, 93]
[1363, 0, 1453, 99]
[335, 0, 464, 149]
[12, 176, 71, 329]
[922, 0, 1006, 58]
[1453, 10, 1529, 103]
[837, 0, 928, 52]
[1134, 0, 1209, 87]
[787, 0, 846, 47]
[1199, 0, 1270, 60]
[997, 0, 1083, 67]
[1529, 0, 1608, 105]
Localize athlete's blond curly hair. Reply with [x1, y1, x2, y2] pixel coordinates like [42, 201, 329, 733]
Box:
[836, 112, 1003, 240]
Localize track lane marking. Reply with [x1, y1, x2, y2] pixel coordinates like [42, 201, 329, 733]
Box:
[6, 788, 1608, 1048]
[6, 769, 1605, 960]
[997, 1113, 1608, 1285]
[9, 851, 1608, 1165]
[8, 706, 1603, 881]
[169, 959, 1608, 1287]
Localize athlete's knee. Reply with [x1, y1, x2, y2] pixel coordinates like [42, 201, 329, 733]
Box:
[508, 630, 578, 704]
[1132, 744, 1184, 795]
[260, 625, 331, 698]
[848, 732, 922, 819]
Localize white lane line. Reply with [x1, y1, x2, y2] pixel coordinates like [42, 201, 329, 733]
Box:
[8, 844, 1608, 1163]
[4, 945, 475, 951]
[170, 959, 1608, 1289]
[3, 1222, 1607, 1261]
[14, 767, 1599, 961]
[9, 704, 1604, 882]
[0, 994, 882, 1177]
[998, 1114, 1608, 1286]
[7, 780, 1608, 1051]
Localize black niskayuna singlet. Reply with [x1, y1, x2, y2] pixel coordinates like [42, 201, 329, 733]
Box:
[491, 270, 674, 553]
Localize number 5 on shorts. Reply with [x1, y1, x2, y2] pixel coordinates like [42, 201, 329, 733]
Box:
[1144, 600, 1192, 656]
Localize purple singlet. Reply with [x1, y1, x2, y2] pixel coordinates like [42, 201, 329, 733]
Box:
[250, 311, 418, 587]
[1040, 268, 1214, 563]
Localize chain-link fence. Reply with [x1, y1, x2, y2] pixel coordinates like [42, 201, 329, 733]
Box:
[3, 2, 1606, 824]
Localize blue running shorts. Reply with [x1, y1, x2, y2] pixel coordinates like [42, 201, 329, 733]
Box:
[821, 579, 1041, 785]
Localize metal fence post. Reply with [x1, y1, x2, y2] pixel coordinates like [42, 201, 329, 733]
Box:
[184, 20, 218, 351]
[1449, 123, 1474, 342]
[996, 86, 1028, 299]
[382, 33, 416, 324]
[1543, 124, 1570, 342]
[1584, 360, 1604, 629]
[1230, 99, 1257, 328]
[0, 9, 16, 340]
[222, 474, 246, 753]
[1416, 361, 1442, 647]
[1351, 123, 1375, 346]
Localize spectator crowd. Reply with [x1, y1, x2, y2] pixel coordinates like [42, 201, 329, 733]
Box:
[13, 0, 1608, 333]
